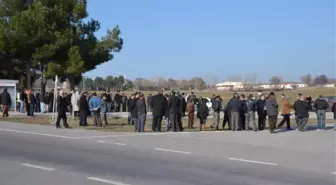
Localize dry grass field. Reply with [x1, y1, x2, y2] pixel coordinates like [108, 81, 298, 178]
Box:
[121, 87, 335, 104]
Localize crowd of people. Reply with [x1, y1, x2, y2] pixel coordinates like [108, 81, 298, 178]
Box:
[0, 88, 335, 133]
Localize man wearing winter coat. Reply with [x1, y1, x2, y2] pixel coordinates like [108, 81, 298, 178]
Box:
[277, 94, 292, 130]
[227, 93, 241, 131]
[313, 95, 329, 130]
[293, 94, 310, 132]
[0, 88, 11, 117]
[151, 90, 167, 132]
[265, 92, 278, 133]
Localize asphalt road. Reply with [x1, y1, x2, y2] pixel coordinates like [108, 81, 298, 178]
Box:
[0, 121, 335, 185]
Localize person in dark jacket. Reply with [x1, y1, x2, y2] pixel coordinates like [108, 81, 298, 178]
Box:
[198, 98, 209, 131]
[292, 94, 310, 132]
[265, 92, 278, 133]
[34, 92, 41, 113]
[227, 93, 241, 131]
[332, 102, 336, 130]
[222, 104, 231, 130]
[256, 94, 267, 130]
[56, 91, 70, 129]
[151, 90, 167, 132]
[168, 91, 180, 132]
[245, 94, 257, 131]
[1, 88, 11, 117]
[106, 93, 112, 112]
[135, 93, 146, 132]
[177, 92, 184, 131]
[181, 93, 187, 117]
[48, 90, 54, 113]
[28, 90, 36, 117]
[121, 94, 127, 112]
[164, 94, 171, 131]
[211, 95, 222, 130]
[313, 95, 329, 130]
[239, 94, 246, 130]
[114, 91, 122, 112]
[19, 90, 24, 113]
[79, 92, 89, 126]
[127, 94, 136, 125]
[147, 94, 152, 111]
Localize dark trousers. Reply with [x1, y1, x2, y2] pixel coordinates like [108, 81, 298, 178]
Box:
[188, 113, 194, 129]
[222, 114, 231, 130]
[26, 103, 30, 116]
[92, 110, 102, 126]
[29, 104, 35, 116]
[239, 112, 245, 130]
[48, 102, 53, 112]
[2, 105, 9, 117]
[79, 110, 87, 126]
[152, 115, 163, 132]
[122, 103, 127, 112]
[169, 113, 179, 132]
[116, 103, 121, 112]
[56, 111, 68, 128]
[268, 115, 278, 132]
[177, 113, 183, 131]
[277, 114, 291, 129]
[258, 112, 266, 130]
[35, 102, 41, 112]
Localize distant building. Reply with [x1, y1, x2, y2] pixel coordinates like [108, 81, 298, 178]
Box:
[216, 81, 308, 91]
[215, 81, 253, 91]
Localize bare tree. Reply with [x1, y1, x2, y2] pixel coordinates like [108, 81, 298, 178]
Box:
[269, 76, 283, 89]
[167, 78, 178, 89]
[300, 74, 313, 86]
[313, 75, 328, 87]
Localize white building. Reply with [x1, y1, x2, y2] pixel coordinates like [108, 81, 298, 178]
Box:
[257, 82, 307, 90]
[216, 81, 252, 90]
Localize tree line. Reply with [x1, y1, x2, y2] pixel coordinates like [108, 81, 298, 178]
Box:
[80, 76, 209, 91]
[0, 0, 123, 97]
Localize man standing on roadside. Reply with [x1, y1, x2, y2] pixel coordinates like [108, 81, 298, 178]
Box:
[168, 91, 180, 132]
[245, 94, 256, 131]
[332, 102, 336, 130]
[266, 92, 278, 133]
[56, 90, 71, 129]
[227, 93, 241, 131]
[1, 88, 11, 117]
[277, 94, 292, 130]
[313, 95, 329, 130]
[293, 94, 310, 132]
[256, 94, 267, 130]
[151, 90, 167, 132]
[212, 95, 221, 130]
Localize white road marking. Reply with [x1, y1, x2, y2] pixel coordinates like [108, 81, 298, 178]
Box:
[87, 177, 130, 185]
[113, 142, 126, 146]
[0, 128, 74, 139]
[154, 148, 191, 154]
[21, 163, 55, 171]
[228, 158, 278, 166]
[97, 140, 126, 146]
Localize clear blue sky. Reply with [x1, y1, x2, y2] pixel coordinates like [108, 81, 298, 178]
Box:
[84, 0, 335, 83]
